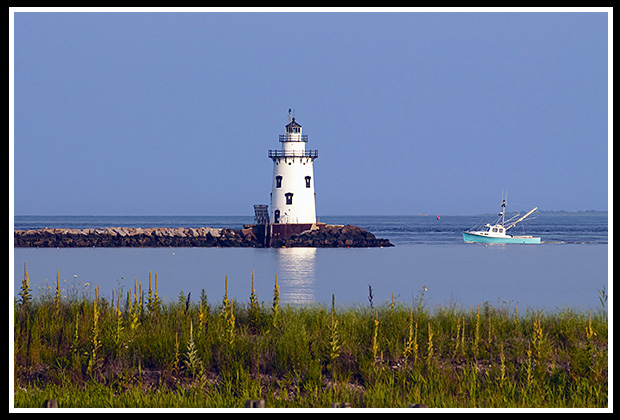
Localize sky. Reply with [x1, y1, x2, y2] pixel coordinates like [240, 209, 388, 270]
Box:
[10, 9, 611, 216]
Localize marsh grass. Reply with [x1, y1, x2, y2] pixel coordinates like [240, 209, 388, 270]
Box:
[13, 266, 608, 408]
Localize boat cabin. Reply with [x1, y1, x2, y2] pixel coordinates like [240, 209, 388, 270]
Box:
[479, 224, 509, 237]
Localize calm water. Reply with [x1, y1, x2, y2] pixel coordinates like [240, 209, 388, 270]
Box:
[13, 213, 608, 311]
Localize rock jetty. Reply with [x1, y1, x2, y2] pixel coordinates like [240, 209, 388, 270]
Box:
[14, 224, 393, 248]
[270, 224, 393, 248]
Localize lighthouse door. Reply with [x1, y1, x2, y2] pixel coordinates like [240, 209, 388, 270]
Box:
[274, 210, 280, 224]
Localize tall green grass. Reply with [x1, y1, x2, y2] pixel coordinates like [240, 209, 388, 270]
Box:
[13, 266, 608, 408]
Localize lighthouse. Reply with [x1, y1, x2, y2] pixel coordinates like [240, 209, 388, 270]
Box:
[268, 111, 319, 225]
[246, 112, 391, 248]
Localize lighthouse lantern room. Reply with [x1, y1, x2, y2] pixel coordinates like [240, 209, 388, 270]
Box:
[268, 110, 318, 225]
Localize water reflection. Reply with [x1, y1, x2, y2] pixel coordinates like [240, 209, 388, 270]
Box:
[275, 247, 317, 305]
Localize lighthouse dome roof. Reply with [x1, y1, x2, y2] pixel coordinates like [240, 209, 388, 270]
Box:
[285, 118, 302, 129]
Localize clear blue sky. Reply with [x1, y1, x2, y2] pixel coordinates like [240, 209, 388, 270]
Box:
[11, 10, 610, 216]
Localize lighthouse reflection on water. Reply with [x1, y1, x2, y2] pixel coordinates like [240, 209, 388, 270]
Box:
[274, 247, 317, 305]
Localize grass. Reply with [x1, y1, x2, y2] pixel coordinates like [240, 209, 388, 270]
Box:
[12, 266, 608, 409]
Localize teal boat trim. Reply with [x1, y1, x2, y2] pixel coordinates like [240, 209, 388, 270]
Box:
[462, 231, 541, 244]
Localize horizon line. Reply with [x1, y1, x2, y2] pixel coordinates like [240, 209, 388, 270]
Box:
[14, 209, 608, 218]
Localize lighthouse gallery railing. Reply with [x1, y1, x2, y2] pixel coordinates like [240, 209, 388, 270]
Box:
[268, 150, 318, 158]
[279, 134, 308, 142]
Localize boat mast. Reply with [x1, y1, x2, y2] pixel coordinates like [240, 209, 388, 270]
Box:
[505, 207, 538, 230]
[500, 191, 507, 227]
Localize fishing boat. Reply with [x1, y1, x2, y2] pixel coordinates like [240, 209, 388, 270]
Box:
[463, 198, 541, 244]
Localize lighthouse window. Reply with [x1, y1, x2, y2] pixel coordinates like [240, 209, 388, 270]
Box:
[275, 175, 282, 188]
[305, 176, 311, 188]
[285, 193, 294, 205]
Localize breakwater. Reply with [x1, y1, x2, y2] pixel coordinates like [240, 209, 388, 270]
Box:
[13, 224, 393, 248]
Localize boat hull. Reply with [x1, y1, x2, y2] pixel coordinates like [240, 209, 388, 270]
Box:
[462, 231, 541, 244]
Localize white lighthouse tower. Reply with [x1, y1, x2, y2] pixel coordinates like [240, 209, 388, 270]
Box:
[268, 110, 318, 225]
